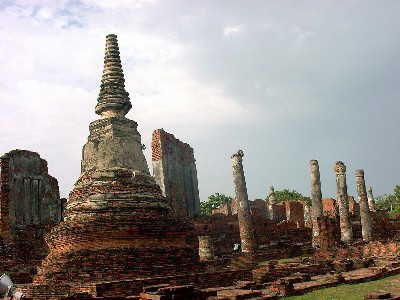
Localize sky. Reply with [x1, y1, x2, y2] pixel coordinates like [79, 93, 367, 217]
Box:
[0, 0, 399, 202]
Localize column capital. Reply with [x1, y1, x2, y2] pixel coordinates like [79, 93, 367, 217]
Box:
[334, 161, 346, 174]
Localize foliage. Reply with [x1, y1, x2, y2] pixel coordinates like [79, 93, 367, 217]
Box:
[376, 185, 400, 218]
[267, 189, 311, 205]
[200, 193, 233, 216]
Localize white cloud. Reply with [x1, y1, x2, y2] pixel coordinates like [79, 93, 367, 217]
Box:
[1, 0, 399, 201]
[223, 25, 245, 36]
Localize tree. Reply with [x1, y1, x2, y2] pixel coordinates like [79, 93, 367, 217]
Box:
[200, 193, 233, 217]
[267, 188, 311, 205]
[376, 185, 400, 218]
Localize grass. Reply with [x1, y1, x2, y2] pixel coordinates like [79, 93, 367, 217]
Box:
[285, 274, 400, 300]
[259, 256, 309, 266]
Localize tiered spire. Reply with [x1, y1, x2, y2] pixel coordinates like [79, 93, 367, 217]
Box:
[95, 34, 132, 118]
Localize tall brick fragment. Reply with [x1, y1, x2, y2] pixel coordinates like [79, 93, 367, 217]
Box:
[368, 186, 377, 212]
[231, 150, 256, 253]
[334, 161, 353, 243]
[355, 169, 373, 242]
[152, 129, 201, 218]
[0, 150, 61, 238]
[310, 160, 324, 247]
[285, 200, 305, 227]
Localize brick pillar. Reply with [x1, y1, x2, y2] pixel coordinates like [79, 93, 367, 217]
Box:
[267, 186, 276, 221]
[310, 160, 324, 247]
[367, 187, 376, 212]
[355, 169, 373, 242]
[334, 161, 353, 243]
[0, 156, 11, 237]
[198, 236, 214, 261]
[303, 202, 311, 224]
[231, 150, 256, 253]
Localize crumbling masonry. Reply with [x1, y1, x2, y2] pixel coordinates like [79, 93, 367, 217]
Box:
[0, 150, 61, 238]
[152, 129, 201, 218]
[30, 34, 199, 296]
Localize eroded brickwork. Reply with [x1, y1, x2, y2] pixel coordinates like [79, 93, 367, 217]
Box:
[152, 129, 200, 217]
[0, 149, 62, 283]
[0, 150, 61, 238]
[193, 214, 311, 255]
[348, 196, 360, 218]
[285, 200, 305, 227]
[30, 34, 201, 298]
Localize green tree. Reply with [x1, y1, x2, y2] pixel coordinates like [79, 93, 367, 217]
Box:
[200, 193, 233, 216]
[376, 185, 400, 218]
[267, 188, 311, 205]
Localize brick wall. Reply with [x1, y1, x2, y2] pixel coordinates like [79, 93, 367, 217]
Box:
[152, 129, 200, 217]
[0, 150, 61, 237]
[0, 149, 62, 283]
[285, 200, 305, 227]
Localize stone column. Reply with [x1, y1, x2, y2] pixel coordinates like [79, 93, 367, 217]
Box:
[334, 161, 353, 243]
[198, 236, 214, 261]
[231, 150, 256, 253]
[367, 187, 376, 212]
[267, 186, 276, 221]
[303, 202, 311, 224]
[310, 160, 324, 247]
[355, 170, 373, 242]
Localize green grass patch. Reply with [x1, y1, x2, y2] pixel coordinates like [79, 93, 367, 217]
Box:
[285, 274, 400, 300]
[259, 256, 309, 266]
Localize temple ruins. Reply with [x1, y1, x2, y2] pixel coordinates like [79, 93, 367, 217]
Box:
[152, 129, 201, 218]
[1, 34, 400, 299]
[0, 150, 62, 238]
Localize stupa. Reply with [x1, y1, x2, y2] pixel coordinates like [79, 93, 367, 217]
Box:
[33, 34, 198, 286]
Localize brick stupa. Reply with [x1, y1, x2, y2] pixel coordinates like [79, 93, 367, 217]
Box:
[33, 34, 198, 287]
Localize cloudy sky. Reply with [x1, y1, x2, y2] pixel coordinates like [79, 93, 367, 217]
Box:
[1, 0, 399, 202]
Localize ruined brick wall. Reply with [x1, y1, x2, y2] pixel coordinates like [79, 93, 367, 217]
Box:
[0, 150, 62, 283]
[211, 199, 305, 226]
[212, 202, 232, 215]
[372, 218, 400, 240]
[372, 210, 389, 220]
[324, 196, 359, 218]
[272, 203, 286, 222]
[285, 200, 305, 227]
[152, 129, 200, 217]
[0, 150, 62, 238]
[322, 198, 338, 217]
[348, 196, 360, 218]
[197, 199, 311, 256]
[250, 199, 268, 220]
[194, 212, 311, 255]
